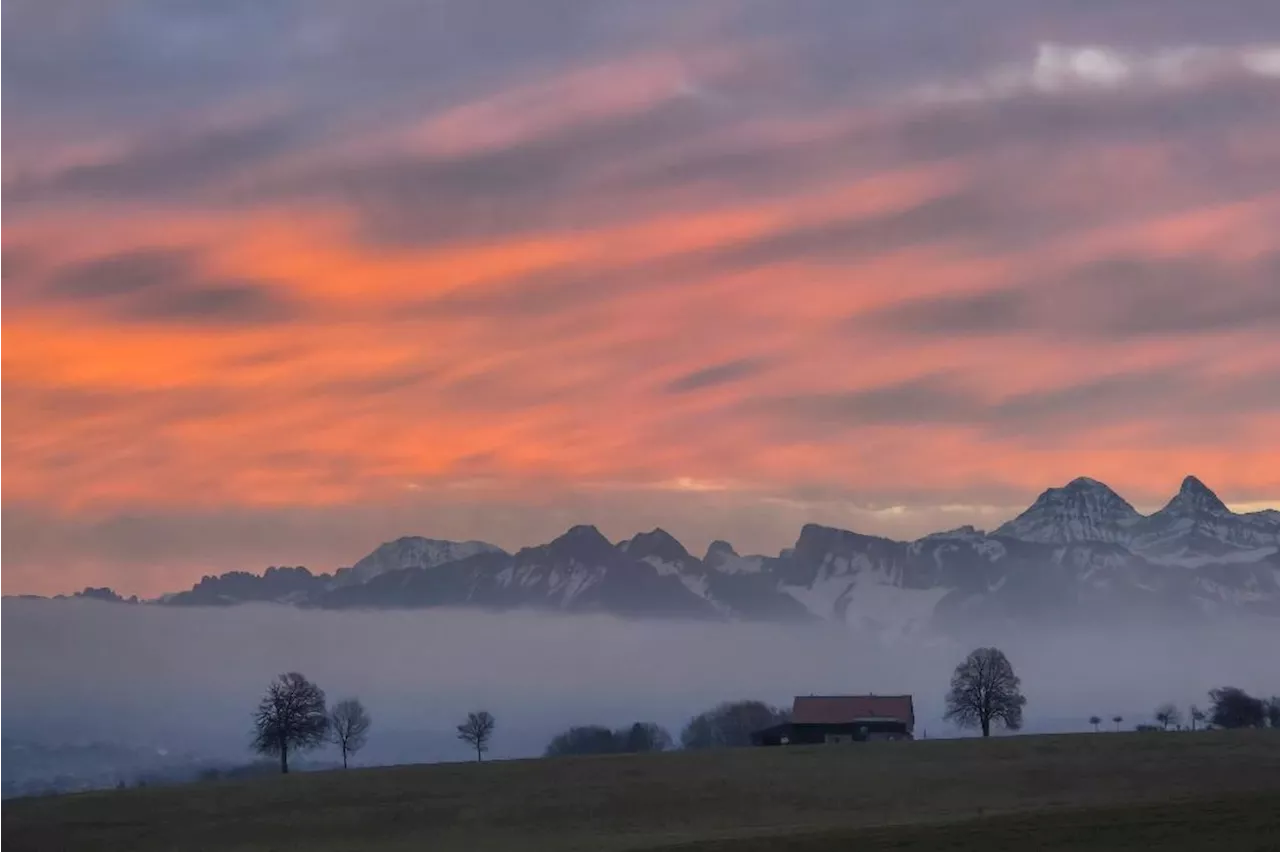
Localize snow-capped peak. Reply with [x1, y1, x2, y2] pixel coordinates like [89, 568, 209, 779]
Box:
[1159, 475, 1231, 517]
[993, 476, 1141, 545]
[332, 537, 504, 586]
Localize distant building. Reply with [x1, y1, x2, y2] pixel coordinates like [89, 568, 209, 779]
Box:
[751, 695, 915, 745]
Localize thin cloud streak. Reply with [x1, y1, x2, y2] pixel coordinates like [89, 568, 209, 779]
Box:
[2, 1, 1279, 592]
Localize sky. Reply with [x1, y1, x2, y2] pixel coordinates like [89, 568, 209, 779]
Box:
[4, 1, 1280, 596]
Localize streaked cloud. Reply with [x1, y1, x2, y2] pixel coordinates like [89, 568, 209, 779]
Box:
[3, 1, 1279, 595]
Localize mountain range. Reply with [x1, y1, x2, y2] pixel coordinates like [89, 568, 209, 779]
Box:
[39, 476, 1280, 631]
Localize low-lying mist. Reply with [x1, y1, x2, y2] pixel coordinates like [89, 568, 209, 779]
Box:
[3, 599, 1276, 766]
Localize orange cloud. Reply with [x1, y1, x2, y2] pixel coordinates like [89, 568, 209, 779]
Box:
[4, 5, 1280, 594]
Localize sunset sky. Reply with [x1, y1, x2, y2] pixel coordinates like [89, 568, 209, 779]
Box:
[4, 1, 1279, 596]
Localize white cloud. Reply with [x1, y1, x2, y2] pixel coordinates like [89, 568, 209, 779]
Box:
[915, 42, 1280, 103]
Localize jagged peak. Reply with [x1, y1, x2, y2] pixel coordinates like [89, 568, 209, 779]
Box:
[546, 524, 614, 552]
[704, 539, 739, 561]
[620, 528, 692, 563]
[1020, 476, 1139, 515]
[1161, 475, 1230, 517]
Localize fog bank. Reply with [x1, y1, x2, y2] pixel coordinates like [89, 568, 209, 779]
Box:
[3, 600, 1276, 765]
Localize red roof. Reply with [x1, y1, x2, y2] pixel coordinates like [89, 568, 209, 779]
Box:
[791, 695, 915, 728]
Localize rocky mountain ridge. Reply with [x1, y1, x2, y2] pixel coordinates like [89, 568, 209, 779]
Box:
[36, 476, 1280, 629]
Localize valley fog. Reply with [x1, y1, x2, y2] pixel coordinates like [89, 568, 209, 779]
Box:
[3, 599, 1276, 765]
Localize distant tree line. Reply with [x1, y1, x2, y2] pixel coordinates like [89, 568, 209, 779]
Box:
[1085, 687, 1280, 733]
[545, 722, 674, 757]
[542, 700, 795, 757]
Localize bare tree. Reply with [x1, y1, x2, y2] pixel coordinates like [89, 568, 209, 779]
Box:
[1089, 715, 1102, 733]
[944, 647, 1026, 737]
[457, 711, 496, 762]
[252, 672, 328, 774]
[1189, 705, 1205, 731]
[1112, 715, 1123, 732]
[328, 698, 372, 769]
[1154, 703, 1180, 731]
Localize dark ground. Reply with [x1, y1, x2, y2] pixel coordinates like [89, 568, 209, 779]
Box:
[5, 730, 1279, 851]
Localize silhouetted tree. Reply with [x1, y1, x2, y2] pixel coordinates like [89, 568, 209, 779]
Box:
[1189, 705, 1205, 731]
[251, 672, 328, 774]
[544, 725, 623, 757]
[681, 700, 789, 749]
[457, 711, 496, 762]
[1089, 715, 1102, 733]
[943, 647, 1026, 737]
[622, 722, 673, 753]
[1154, 703, 1180, 731]
[1112, 715, 1123, 732]
[1209, 687, 1266, 729]
[328, 698, 371, 769]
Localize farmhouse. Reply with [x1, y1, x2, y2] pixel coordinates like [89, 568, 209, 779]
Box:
[752, 694, 915, 745]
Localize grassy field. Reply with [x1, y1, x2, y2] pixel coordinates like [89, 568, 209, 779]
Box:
[5, 730, 1279, 851]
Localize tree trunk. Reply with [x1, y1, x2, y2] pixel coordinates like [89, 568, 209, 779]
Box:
[476, 744, 483, 763]
[280, 745, 289, 774]
[981, 717, 991, 737]
[342, 747, 348, 769]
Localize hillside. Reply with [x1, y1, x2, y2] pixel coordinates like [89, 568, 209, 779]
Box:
[6, 730, 1279, 851]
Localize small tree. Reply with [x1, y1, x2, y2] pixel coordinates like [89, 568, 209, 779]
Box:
[1209, 687, 1266, 729]
[1154, 703, 1180, 731]
[1189, 705, 1206, 731]
[328, 698, 372, 769]
[1112, 715, 1123, 732]
[943, 647, 1026, 737]
[1089, 715, 1102, 733]
[457, 711, 496, 762]
[252, 672, 328, 774]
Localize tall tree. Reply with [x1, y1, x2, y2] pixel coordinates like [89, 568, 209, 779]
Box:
[1089, 715, 1102, 733]
[1189, 705, 1205, 731]
[457, 711, 496, 762]
[252, 672, 328, 774]
[1209, 687, 1266, 729]
[1154, 703, 1181, 731]
[680, 700, 789, 749]
[1112, 715, 1123, 732]
[943, 647, 1027, 738]
[328, 698, 372, 769]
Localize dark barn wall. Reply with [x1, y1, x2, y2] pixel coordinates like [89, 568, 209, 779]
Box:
[752, 720, 910, 746]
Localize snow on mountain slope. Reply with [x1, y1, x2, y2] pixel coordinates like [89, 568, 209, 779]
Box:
[1131, 476, 1280, 562]
[994, 477, 1141, 544]
[133, 474, 1279, 628]
[703, 540, 765, 574]
[332, 537, 505, 587]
